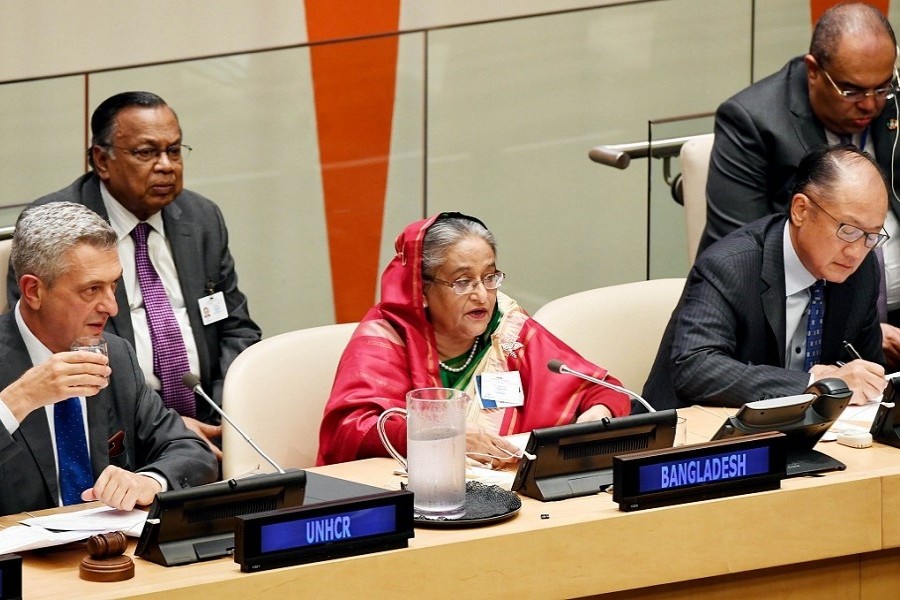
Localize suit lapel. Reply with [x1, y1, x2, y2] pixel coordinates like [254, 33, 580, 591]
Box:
[760, 221, 788, 365]
[871, 105, 900, 219]
[161, 202, 200, 296]
[162, 202, 211, 382]
[0, 314, 60, 502]
[17, 412, 59, 503]
[86, 385, 112, 478]
[787, 59, 826, 154]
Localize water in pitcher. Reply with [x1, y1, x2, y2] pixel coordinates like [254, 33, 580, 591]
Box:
[407, 426, 466, 519]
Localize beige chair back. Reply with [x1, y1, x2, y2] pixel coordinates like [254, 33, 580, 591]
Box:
[532, 278, 685, 391]
[0, 237, 12, 313]
[221, 322, 357, 478]
[681, 133, 714, 263]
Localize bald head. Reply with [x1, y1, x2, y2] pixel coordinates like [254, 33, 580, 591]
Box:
[789, 144, 889, 283]
[810, 2, 896, 67]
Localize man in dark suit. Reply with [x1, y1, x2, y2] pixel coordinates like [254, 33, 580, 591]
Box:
[699, 3, 900, 366]
[9, 91, 261, 459]
[644, 145, 887, 410]
[0, 202, 217, 516]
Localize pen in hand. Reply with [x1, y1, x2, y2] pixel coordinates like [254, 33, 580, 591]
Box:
[842, 340, 863, 361]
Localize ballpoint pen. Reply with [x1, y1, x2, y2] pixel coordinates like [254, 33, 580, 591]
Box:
[842, 340, 863, 361]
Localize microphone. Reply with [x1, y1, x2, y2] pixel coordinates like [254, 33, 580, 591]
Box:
[547, 359, 657, 413]
[181, 373, 285, 474]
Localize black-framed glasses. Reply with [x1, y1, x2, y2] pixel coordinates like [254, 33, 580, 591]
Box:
[805, 195, 890, 248]
[100, 143, 192, 163]
[429, 271, 505, 295]
[821, 67, 899, 103]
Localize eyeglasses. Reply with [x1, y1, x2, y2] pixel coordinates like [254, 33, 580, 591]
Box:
[101, 143, 192, 163]
[821, 67, 899, 103]
[429, 271, 505, 295]
[805, 195, 890, 248]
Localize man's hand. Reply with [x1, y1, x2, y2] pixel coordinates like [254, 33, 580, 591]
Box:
[182, 415, 223, 461]
[811, 359, 886, 405]
[80, 465, 162, 511]
[882, 323, 900, 370]
[1, 351, 110, 422]
[575, 404, 614, 423]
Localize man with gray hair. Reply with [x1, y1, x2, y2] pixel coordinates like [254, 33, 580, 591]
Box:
[0, 202, 217, 516]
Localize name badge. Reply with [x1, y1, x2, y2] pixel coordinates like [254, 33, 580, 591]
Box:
[476, 371, 524, 408]
[198, 292, 227, 325]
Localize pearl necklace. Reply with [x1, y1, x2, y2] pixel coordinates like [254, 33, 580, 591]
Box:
[439, 339, 479, 373]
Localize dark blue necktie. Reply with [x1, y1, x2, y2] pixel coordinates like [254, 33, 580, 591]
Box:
[54, 397, 93, 505]
[804, 280, 826, 371]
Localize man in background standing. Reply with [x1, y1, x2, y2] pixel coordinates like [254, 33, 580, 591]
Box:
[700, 3, 900, 366]
[10, 91, 261, 458]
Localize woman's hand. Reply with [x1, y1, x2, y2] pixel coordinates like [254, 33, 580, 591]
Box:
[575, 404, 614, 423]
[465, 429, 522, 469]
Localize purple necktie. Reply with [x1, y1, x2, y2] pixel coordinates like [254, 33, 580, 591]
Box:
[131, 223, 196, 417]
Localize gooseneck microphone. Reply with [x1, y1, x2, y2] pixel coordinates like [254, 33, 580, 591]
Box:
[547, 359, 657, 413]
[181, 373, 285, 474]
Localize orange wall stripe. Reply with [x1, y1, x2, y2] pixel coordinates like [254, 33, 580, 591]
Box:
[306, 0, 401, 323]
[810, 0, 890, 24]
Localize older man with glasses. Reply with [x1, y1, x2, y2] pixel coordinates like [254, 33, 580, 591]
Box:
[699, 3, 900, 367]
[8, 91, 261, 459]
[645, 145, 888, 410]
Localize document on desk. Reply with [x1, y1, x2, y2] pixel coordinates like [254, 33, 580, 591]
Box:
[835, 402, 880, 428]
[822, 401, 882, 440]
[22, 506, 146, 535]
[0, 507, 146, 554]
[464, 432, 531, 490]
[0, 526, 89, 554]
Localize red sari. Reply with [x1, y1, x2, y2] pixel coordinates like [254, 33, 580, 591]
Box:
[317, 214, 631, 465]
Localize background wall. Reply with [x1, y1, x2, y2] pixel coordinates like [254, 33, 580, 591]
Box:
[0, 0, 894, 338]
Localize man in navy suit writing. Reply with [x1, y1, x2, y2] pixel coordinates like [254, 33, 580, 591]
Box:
[700, 3, 900, 367]
[645, 145, 887, 409]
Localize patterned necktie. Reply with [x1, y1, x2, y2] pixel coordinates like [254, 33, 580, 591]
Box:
[804, 280, 826, 371]
[131, 222, 196, 417]
[55, 397, 93, 505]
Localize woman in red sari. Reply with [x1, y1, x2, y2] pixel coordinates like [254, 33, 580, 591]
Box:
[317, 213, 631, 466]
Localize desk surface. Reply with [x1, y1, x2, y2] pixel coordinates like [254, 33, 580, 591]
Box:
[9, 406, 900, 600]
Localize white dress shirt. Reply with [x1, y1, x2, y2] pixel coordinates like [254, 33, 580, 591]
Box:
[100, 183, 201, 392]
[782, 223, 820, 373]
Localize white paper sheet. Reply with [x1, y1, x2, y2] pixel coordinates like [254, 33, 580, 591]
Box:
[21, 506, 146, 534]
[0, 525, 89, 554]
[0, 506, 147, 554]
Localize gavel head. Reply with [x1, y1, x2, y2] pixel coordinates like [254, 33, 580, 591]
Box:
[87, 531, 128, 559]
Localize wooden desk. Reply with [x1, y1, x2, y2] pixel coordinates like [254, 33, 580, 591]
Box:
[10, 406, 900, 599]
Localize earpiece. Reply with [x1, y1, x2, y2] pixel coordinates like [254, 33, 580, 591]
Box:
[891, 45, 899, 204]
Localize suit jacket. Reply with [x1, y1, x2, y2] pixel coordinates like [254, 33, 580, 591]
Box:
[701, 56, 900, 253]
[0, 312, 218, 516]
[643, 214, 884, 410]
[8, 173, 262, 422]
